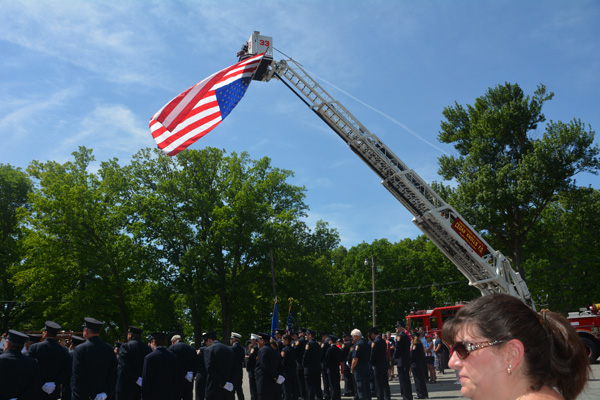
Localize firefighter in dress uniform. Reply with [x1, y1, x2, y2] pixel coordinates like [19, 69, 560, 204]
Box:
[28, 320, 70, 399]
[116, 326, 151, 400]
[71, 317, 117, 400]
[0, 329, 42, 399]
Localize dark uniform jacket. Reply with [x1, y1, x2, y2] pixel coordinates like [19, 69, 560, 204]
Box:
[195, 347, 208, 400]
[369, 336, 388, 370]
[204, 340, 234, 400]
[409, 341, 425, 370]
[0, 349, 42, 400]
[352, 338, 369, 373]
[280, 344, 296, 376]
[320, 341, 330, 370]
[324, 345, 342, 373]
[116, 338, 151, 398]
[142, 347, 179, 400]
[28, 337, 70, 399]
[294, 338, 306, 370]
[231, 342, 246, 386]
[302, 339, 320, 375]
[71, 336, 117, 400]
[341, 340, 352, 367]
[170, 341, 197, 387]
[246, 344, 258, 375]
[255, 345, 278, 397]
[393, 331, 411, 368]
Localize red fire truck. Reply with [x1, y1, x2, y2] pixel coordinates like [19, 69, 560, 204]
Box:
[405, 304, 464, 366]
[406, 303, 600, 363]
[567, 303, 600, 362]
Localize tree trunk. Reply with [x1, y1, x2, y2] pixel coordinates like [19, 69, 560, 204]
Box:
[220, 291, 232, 342]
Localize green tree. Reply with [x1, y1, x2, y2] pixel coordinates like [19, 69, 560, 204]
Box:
[17, 148, 153, 337]
[523, 187, 600, 313]
[0, 164, 32, 332]
[127, 147, 329, 343]
[330, 237, 478, 333]
[438, 83, 600, 279]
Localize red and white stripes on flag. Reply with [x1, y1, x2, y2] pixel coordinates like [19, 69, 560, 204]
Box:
[150, 53, 264, 156]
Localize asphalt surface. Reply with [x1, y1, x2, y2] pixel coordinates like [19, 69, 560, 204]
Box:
[238, 362, 600, 399]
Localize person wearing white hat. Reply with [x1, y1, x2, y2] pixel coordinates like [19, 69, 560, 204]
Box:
[246, 334, 260, 400]
[230, 332, 245, 400]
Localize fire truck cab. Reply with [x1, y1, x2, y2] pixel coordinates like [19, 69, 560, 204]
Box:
[405, 304, 465, 367]
[567, 303, 600, 362]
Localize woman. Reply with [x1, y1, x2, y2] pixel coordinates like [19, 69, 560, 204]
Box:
[432, 332, 445, 375]
[424, 335, 436, 383]
[410, 333, 428, 399]
[442, 294, 589, 400]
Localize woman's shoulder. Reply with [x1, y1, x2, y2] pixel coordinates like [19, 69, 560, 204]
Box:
[519, 385, 563, 400]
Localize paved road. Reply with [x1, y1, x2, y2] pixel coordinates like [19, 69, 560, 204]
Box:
[237, 362, 599, 399]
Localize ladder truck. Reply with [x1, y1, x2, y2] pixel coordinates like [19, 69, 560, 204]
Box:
[240, 32, 535, 312]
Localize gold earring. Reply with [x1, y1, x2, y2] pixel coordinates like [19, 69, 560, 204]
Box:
[507, 364, 512, 375]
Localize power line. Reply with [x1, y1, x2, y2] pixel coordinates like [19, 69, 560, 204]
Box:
[325, 280, 466, 296]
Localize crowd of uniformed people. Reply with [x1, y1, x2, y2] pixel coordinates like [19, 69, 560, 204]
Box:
[0, 318, 434, 400]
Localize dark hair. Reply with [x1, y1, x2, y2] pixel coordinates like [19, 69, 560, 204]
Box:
[442, 294, 589, 400]
[8, 341, 24, 351]
[283, 334, 293, 342]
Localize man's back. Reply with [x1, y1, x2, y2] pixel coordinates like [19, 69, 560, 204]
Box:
[204, 340, 234, 400]
[117, 338, 152, 396]
[0, 349, 42, 399]
[28, 337, 70, 395]
[394, 332, 411, 368]
[142, 347, 179, 400]
[71, 336, 117, 400]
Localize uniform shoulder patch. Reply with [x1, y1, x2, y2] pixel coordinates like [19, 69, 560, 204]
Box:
[371, 342, 375, 348]
[321, 343, 325, 348]
[281, 351, 286, 358]
[250, 348, 255, 354]
[305, 344, 309, 350]
[355, 345, 359, 351]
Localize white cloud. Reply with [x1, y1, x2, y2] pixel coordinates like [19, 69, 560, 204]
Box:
[52, 104, 149, 162]
[0, 87, 79, 141]
[0, 0, 164, 86]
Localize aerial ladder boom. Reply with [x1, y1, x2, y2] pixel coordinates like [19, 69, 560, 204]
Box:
[242, 32, 534, 309]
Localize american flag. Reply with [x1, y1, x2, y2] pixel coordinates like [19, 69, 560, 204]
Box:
[150, 53, 264, 156]
[286, 304, 294, 334]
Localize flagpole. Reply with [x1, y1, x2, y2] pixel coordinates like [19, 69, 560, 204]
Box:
[270, 248, 277, 300]
[270, 248, 278, 338]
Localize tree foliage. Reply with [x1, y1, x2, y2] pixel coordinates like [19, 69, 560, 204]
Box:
[0, 164, 32, 332]
[523, 187, 600, 313]
[125, 147, 339, 343]
[16, 148, 155, 337]
[438, 83, 600, 278]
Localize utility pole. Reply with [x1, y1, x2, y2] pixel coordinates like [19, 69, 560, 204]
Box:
[365, 257, 376, 327]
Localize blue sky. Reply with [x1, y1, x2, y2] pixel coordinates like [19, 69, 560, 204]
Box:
[1, 0, 599, 248]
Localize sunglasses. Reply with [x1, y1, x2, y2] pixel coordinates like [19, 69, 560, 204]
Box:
[453, 340, 503, 359]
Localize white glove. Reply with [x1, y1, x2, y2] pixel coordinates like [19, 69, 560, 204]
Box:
[94, 393, 108, 400]
[42, 382, 56, 394]
[185, 371, 194, 382]
[276, 375, 285, 384]
[223, 382, 234, 392]
[136, 377, 143, 386]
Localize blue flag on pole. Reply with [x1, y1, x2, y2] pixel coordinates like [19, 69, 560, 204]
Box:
[271, 300, 278, 338]
[286, 302, 294, 334]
